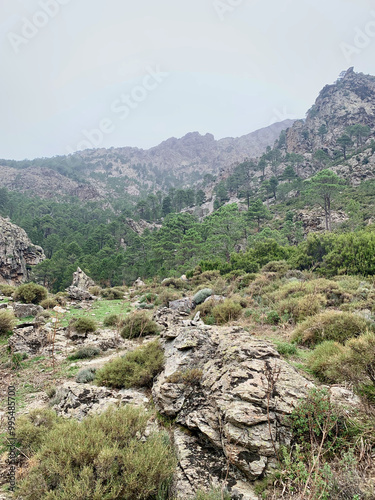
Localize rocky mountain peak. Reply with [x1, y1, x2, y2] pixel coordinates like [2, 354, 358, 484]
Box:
[286, 69, 375, 155]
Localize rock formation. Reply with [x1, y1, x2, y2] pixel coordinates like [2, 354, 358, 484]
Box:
[66, 267, 96, 300]
[0, 216, 45, 285]
[152, 309, 314, 499]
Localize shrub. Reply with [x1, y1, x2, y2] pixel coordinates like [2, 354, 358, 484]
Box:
[266, 310, 280, 325]
[76, 367, 97, 383]
[329, 332, 375, 389]
[193, 288, 213, 305]
[288, 388, 354, 453]
[194, 487, 231, 500]
[0, 284, 15, 297]
[262, 260, 290, 274]
[40, 297, 57, 309]
[100, 287, 124, 300]
[274, 341, 298, 357]
[166, 368, 203, 386]
[16, 408, 60, 456]
[54, 292, 67, 306]
[95, 340, 164, 389]
[71, 317, 97, 334]
[307, 341, 347, 382]
[13, 283, 48, 304]
[16, 405, 176, 500]
[121, 311, 159, 339]
[103, 314, 123, 327]
[161, 278, 186, 289]
[88, 285, 101, 296]
[212, 299, 242, 325]
[0, 310, 16, 335]
[277, 293, 327, 323]
[156, 288, 181, 306]
[68, 346, 101, 360]
[291, 311, 374, 346]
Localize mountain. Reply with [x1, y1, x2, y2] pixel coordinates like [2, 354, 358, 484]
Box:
[0, 120, 294, 201]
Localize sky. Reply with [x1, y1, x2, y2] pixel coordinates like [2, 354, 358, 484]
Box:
[1, 0, 374, 160]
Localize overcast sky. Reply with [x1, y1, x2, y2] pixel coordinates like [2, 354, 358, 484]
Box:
[1, 0, 374, 160]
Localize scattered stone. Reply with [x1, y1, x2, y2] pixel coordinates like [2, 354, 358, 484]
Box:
[9, 325, 48, 355]
[66, 286, 94, 301]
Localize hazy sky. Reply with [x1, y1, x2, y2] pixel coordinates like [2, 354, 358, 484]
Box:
[1, 0, 374, 160]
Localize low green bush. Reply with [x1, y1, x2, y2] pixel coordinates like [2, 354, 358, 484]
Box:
[307, 341, 346, 382]
[100, 287, 124, 300]
[13, 283, 48, 304]
[16, 408, 61, 456]
[16, 406, 176, 500]
[40, 297, 57, 309]
[0, 310, 16, 335]
[76, 367, 97, 383]
[0, 284, 15, 297]
[95, 340, 164, 389]
[121, 311, 159, 339]
[262, 260, 291, 274]
[71, 317, 97, 334]
[161, 278, 186, 289]
[68, 346, 101, 360]
[193, 288, 213, 305]
[291, 311, 373, 346]
[266, 310, 280, 325]
[88, 285, 102, 296]
[212, 299, 242, 325]
[103, 313, 123, 327]
[277, 293, 326, 323]
[194, 487, 231, 500]
[166, 368, 203, 386]
[274, 341, 298, 356]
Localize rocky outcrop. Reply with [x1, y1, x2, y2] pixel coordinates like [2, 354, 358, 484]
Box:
[286, 69, 375, 159]
[152, 310, 314, 498]
[71, 267, 95, 290]
[0, 217, 45, 285]
[12, 303, 43, 318]
[66, 267, 95, 300]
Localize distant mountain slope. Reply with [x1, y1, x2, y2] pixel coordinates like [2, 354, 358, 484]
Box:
[0, 120, 294, 200]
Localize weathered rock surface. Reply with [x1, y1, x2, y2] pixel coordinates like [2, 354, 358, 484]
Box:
[0, 217, 45, 285]
[52, 381, 149, 420]
[152, 310, 314, 497]
[169, 297, 194, 313]
[66, 286, 94, 301]
[71, 267, 95, 290]
[12, 303, 43, 318]
[9, 325, 48, 354]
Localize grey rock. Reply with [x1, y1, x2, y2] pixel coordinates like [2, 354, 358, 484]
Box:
[0, 216, 45, 285]
[71, 267, 95, 290]
[66, 286, 94, 301]
[9, 325, 48, 354]
[13, 303, 43, 318]
[152, 315, 314, 490]
[169, 297, 193, 313]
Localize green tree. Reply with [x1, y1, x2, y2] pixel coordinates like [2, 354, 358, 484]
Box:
[269, 176, 279, 199]
[282, 165, 296, 183]
[336, 134, 353, 159]
[318, 124, 328, 141]
[247, 199, 271, 231]
[306, 169, 343, 231]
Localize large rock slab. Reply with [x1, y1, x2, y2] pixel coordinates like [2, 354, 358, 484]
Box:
[152, 310, 314, 496]
[0, 217, 45, 285]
